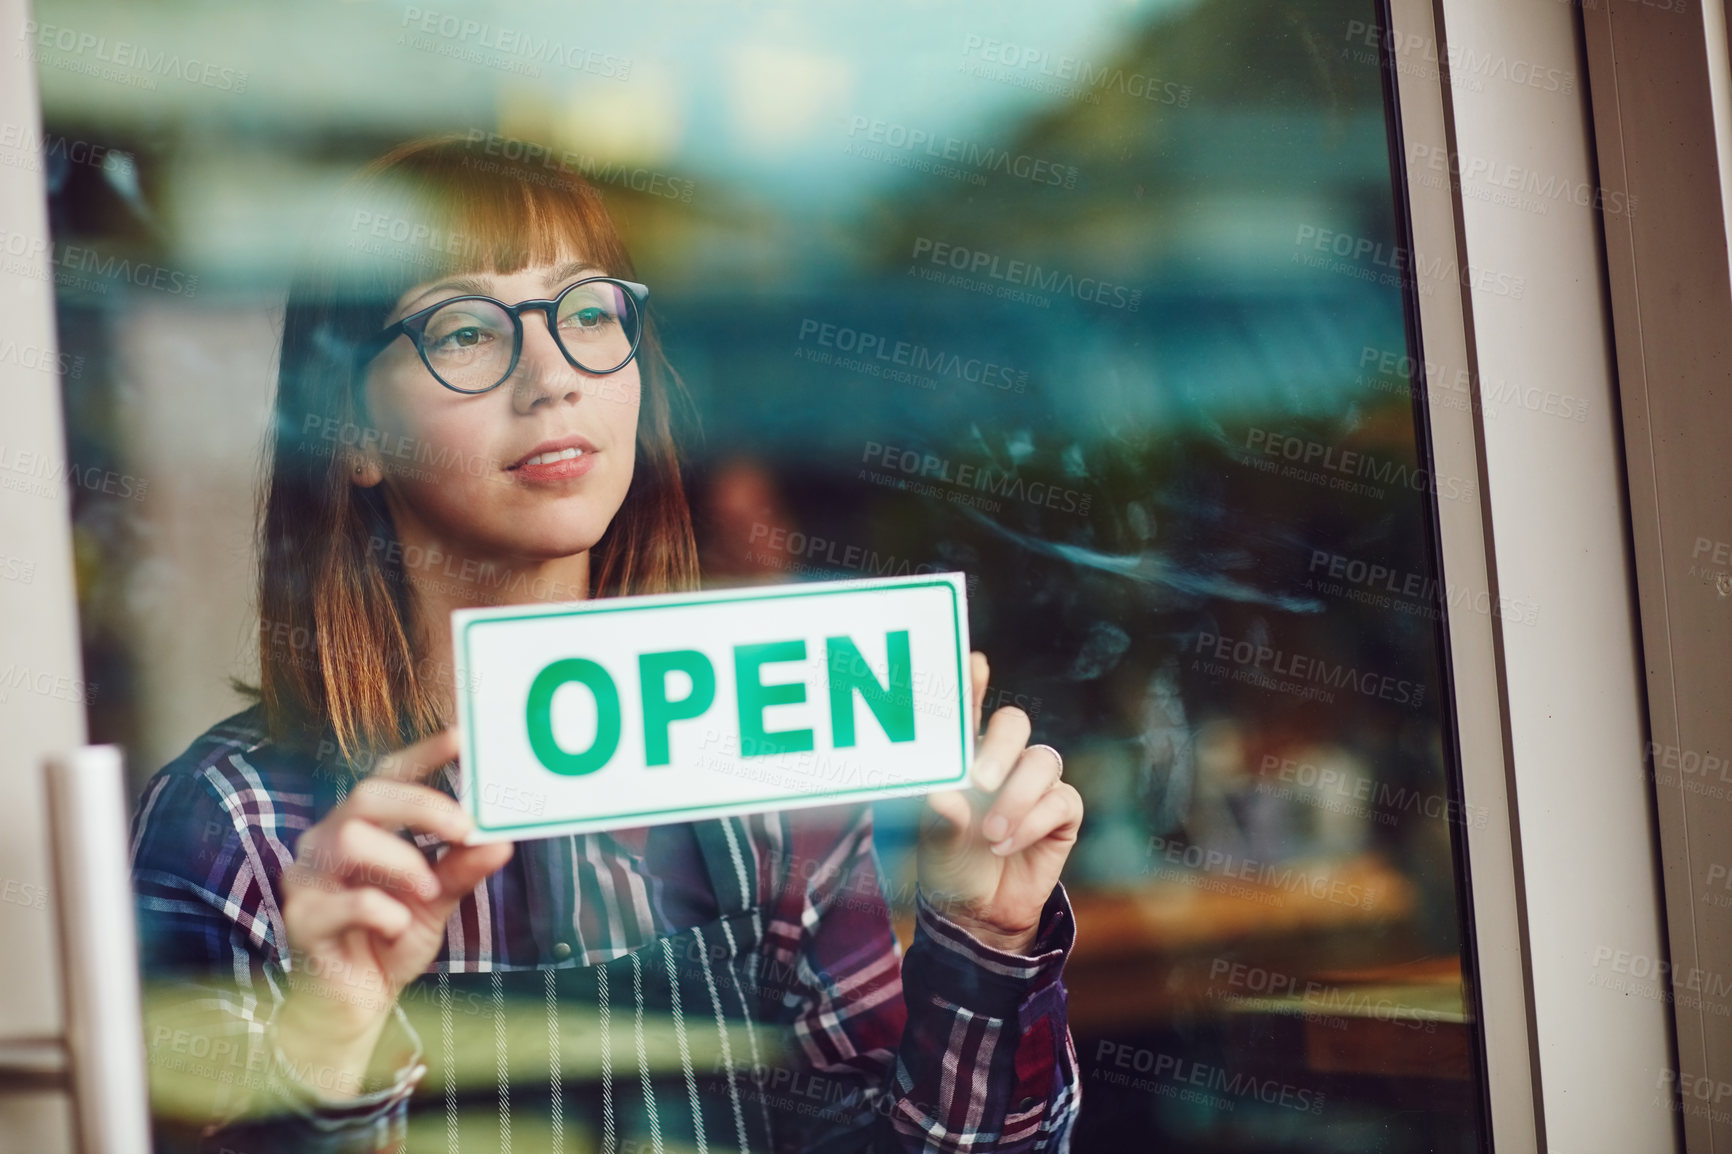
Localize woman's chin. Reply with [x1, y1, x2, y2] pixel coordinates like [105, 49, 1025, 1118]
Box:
[496, 527, 608, 563]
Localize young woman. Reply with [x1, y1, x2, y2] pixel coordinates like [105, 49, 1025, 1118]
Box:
[130, 135, 1084, 1154]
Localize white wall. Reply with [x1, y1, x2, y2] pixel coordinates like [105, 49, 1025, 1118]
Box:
[0, 0, 86, 1147]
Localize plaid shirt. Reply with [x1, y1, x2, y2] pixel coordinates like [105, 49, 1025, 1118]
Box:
[131, 706, 1080, 1152]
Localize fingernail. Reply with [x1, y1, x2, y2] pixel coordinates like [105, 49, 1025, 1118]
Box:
[982, 814, 1008, 841]
[990, 838, 1015, 856]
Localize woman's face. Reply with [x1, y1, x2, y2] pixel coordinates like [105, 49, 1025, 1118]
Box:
[358, 256, 642, 566]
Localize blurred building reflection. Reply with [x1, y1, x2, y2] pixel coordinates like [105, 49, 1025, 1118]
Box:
[32, 0, 1484, 1149]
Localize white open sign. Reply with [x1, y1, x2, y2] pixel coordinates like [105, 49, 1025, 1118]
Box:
[452, 571, 973, 841]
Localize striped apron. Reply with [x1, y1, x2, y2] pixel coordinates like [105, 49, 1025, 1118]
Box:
[394, 819, 789, 1154]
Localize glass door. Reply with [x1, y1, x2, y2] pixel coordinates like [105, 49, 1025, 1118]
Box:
[11, 0, 1522, 1149]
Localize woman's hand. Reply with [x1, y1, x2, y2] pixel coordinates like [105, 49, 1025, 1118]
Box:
[917, 652, 1084, 955]
[276, 729, 512, 1099]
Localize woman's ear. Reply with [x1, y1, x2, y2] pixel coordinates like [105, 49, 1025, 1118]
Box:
[348, 453, 385, 488]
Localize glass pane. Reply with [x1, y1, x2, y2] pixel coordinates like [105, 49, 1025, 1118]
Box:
[27, 0, 1489, 1150]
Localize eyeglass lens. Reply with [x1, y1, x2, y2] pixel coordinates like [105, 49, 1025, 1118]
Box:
[419, 281, 639, 391]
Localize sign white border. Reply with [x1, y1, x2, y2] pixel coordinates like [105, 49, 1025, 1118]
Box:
[452, 571, 973, 840]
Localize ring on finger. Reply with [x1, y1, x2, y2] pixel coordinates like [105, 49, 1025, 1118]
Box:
[1026, 743, 1064, 776]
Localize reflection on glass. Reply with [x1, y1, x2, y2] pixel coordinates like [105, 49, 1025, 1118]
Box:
[28, 0, 1487, 1150]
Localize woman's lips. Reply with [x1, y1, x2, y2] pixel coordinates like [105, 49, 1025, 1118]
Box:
[508, 445, 598, 484]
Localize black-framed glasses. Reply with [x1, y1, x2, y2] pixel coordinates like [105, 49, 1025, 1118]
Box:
[359, 276, 649, 394]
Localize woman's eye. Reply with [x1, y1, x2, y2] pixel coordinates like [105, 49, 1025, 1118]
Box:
[432, 325, 491, 350]
[562, 307, 616, 331]
[422, 300, 512, 357]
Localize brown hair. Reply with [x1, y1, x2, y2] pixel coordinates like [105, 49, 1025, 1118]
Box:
[254, 135, 699, 767]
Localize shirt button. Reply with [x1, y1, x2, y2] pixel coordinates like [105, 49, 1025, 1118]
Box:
[1017, 1095, 1040, 1112]
[552, 942, 573, 961]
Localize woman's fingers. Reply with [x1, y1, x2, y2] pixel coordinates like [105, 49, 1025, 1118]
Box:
[969, 704, 1032, 793]
[281, 728, 485, 943]
[430, 840, 514, 908]
[923, 788, 973, 839]
[340, 776, 472, 845]
[979, 744, 1064, 849]
[988, 781, 1083, 859]
[293, 819, 442, 902]
[283, 883, 414, 947]
[333, 729, 470, 846]
[970, 652, 990, 736]
[372, 728, 461, 784]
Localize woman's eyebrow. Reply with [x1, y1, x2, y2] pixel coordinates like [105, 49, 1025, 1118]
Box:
[545, 260, 600, 287]
[392, 263, 599, 320]
[397, 275, 495, 316]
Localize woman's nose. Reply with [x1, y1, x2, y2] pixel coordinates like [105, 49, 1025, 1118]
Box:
[509, 310, 585, 410]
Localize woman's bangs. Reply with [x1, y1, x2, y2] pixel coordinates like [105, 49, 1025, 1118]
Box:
[453, 167, 617, 277]
[325, 140, 623, 307]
